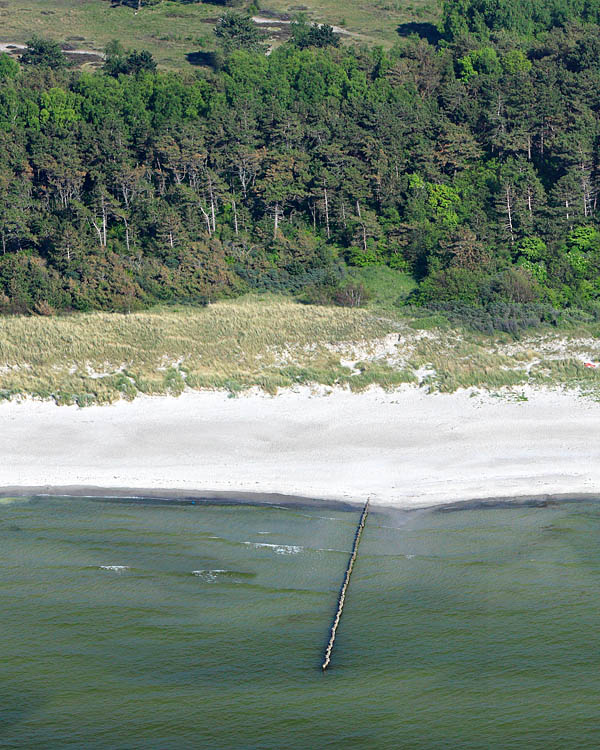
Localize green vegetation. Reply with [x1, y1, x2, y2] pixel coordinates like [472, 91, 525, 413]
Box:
[2, 0, 600, 405]
[0, 0, 433, 70]
[348, 267, 417, 309]
[214, 12, 268, 54]
[0, 295, 404, 403]
[262, 0, 438, 46]
[0, 0, 219, 70]
[441, 0, 600, 38]
[2, 295, 600, 403]
[20, 36, 69, 69]
[2, 16, 600, 316]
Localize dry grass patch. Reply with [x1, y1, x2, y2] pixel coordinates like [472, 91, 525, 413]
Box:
[0, 295, 402, 403]
[2, 295, 599, 404]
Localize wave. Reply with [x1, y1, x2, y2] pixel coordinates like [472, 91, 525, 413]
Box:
[99, 565, 129, 572]
[244, 541, 303, 555]
[192, 569, 255, 583]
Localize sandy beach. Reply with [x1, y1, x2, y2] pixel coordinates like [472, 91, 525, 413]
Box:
[0, 386, 598, 507]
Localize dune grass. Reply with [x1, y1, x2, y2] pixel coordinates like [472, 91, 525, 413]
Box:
[0, 295, 409, 404]
[2, 294, 600, 404]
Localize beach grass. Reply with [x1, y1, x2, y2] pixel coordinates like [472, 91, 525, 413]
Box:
[0, 294, 405, 404]
[2, 294, 600, 404]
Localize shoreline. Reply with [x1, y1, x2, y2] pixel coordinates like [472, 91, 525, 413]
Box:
[0, 486, 360, 511]
[0, 385, 598, 509]
[1, 485, 600, 513]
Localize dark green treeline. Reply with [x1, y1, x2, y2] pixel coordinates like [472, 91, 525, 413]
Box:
[2, 9, 600, 315]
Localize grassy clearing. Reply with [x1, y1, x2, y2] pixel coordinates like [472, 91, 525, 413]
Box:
[260, 0, 439, 47]
[0, 0, 438, 71]
[0, 0, 222, 70]
[350, 266, 417, 308]
[1, 294, 600, 404]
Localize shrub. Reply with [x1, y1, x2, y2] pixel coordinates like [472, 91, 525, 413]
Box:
[21, 37, 68, 69]
[333, 282, 370, 308]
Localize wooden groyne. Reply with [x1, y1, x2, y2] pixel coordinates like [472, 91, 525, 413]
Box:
[321, 498, 370, 671]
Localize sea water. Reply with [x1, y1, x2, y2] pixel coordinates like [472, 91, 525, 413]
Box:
[0, 495, 599, 749]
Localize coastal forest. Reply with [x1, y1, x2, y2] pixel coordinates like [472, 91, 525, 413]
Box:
[2, 0, 600, 323]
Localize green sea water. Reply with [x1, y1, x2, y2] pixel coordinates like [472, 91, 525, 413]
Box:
[1, 495, 599, 749]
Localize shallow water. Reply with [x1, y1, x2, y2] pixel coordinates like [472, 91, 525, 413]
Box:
[1, 496, 599, 749]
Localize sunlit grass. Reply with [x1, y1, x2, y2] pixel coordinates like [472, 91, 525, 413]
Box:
[0, 295, 401, 403]
[2, 294, 600, 404]
[0, 0, 439, 72]
[0, 0, 221, 70]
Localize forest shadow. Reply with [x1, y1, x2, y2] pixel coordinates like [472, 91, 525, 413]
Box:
[396, 22, 442, 45]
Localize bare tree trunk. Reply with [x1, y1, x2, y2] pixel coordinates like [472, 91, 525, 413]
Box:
[505, 185, 514, 245]
[580, 162, 592, 218]
[356, 200, 367, 251]
[199, 203, 212, 235]
[91, 218, 104, 247]
[324, 186, 330, 238]
[273, 203, 279, 240]
[232, 199, 239, 235]
[207, 177, 217, 233]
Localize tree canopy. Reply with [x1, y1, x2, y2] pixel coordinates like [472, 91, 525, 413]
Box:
[20, 37, 68, 69]
[1, 21, 600, 319]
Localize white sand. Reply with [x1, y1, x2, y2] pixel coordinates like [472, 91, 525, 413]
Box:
[0, 386, 598, 507]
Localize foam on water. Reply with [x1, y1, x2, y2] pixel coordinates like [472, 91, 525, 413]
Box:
[192, 569, 255, 584]
[192, 569, 227, 583]
[244, 541, 303, 554]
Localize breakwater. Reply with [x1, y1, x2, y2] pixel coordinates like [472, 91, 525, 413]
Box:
[321, 498, 370, 671]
